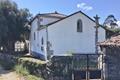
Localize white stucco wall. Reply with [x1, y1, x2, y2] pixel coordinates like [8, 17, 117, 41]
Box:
[47, 12, 105, 56]
[30, 16, 60, 60]
[30, 18, 38, 52]
[36, 29, 47, 58]
[30, 12, 106, 59]
[39, 16, 60, 25]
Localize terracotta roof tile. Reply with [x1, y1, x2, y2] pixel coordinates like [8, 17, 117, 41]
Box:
[39, 12, 66, 18]
[99, 35, 120, 46]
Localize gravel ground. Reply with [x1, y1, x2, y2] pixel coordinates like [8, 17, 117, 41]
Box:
[0, 66, 24, 80]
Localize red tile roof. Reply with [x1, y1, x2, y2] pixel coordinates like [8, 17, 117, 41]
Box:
[29, 11, 66, 25]
[39, 12, 66, 18]
[99, 35, 120, 46]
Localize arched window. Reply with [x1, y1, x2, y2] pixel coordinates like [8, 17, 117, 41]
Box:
[41, 37, 44, 45]
[77, 19, 83, 32]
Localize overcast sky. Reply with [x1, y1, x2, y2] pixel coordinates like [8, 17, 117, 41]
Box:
[12, 0, 120, 23]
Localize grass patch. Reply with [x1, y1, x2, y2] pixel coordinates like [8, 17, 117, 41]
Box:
[27, 75, 42, 80]
[14, 64, 44, 80]
[15, 65, 29, 76]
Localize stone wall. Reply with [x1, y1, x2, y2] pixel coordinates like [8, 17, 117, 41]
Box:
[103, 47, 120, 80]
[0, 53, 47, 79]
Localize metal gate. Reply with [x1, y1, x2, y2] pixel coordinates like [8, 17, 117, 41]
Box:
[72, 54, 104, 80]
[47, 54, 104, 80]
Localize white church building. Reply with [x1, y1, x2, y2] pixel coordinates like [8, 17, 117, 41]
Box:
[29, 11, 105, 60]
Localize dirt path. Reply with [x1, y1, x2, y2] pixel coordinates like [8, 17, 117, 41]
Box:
[0, 66, 23, 80]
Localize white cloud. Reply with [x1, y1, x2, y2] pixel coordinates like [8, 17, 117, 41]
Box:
[77, 3, 93, 11]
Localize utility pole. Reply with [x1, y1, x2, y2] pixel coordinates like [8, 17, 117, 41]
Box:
[94, 15, 100, 54]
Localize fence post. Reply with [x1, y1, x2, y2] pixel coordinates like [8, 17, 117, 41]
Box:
[86, 54, 89, 80]
[101, 54, 104, 80]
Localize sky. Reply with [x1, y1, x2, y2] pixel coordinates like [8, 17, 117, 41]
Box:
[12, 0, 120, 23]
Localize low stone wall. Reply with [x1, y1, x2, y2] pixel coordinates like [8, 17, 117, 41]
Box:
[104, 47, 120, 80]
[0, 53, 103, 80]
[0, 53, 48, 79]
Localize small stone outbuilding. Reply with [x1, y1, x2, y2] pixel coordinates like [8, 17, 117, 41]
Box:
[99, 35, 120, 80]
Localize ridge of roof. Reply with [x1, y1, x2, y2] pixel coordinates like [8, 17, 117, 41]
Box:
[39, 12, 67, 16]
[30, 10, 106, 31]
[39, 13, 66, 19]
[38, 11, 106, 31]
[46, 10, 96, 26]
[29, 11, 66, 24]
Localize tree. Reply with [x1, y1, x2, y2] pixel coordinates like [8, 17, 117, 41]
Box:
[0, 0, 32, 52]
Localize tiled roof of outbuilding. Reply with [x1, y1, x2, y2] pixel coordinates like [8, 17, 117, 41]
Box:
[39, 11, 66, 18]
[29, 11, 66, 24]
[99, 35, 120, 47]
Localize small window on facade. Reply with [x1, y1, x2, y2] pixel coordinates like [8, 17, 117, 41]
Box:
[41, 37, 44, 45]
[77, 19, 83, 32]
[34, 32, 36, 40]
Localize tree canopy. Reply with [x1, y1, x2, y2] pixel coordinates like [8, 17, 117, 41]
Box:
[0, 0, 32, 52]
